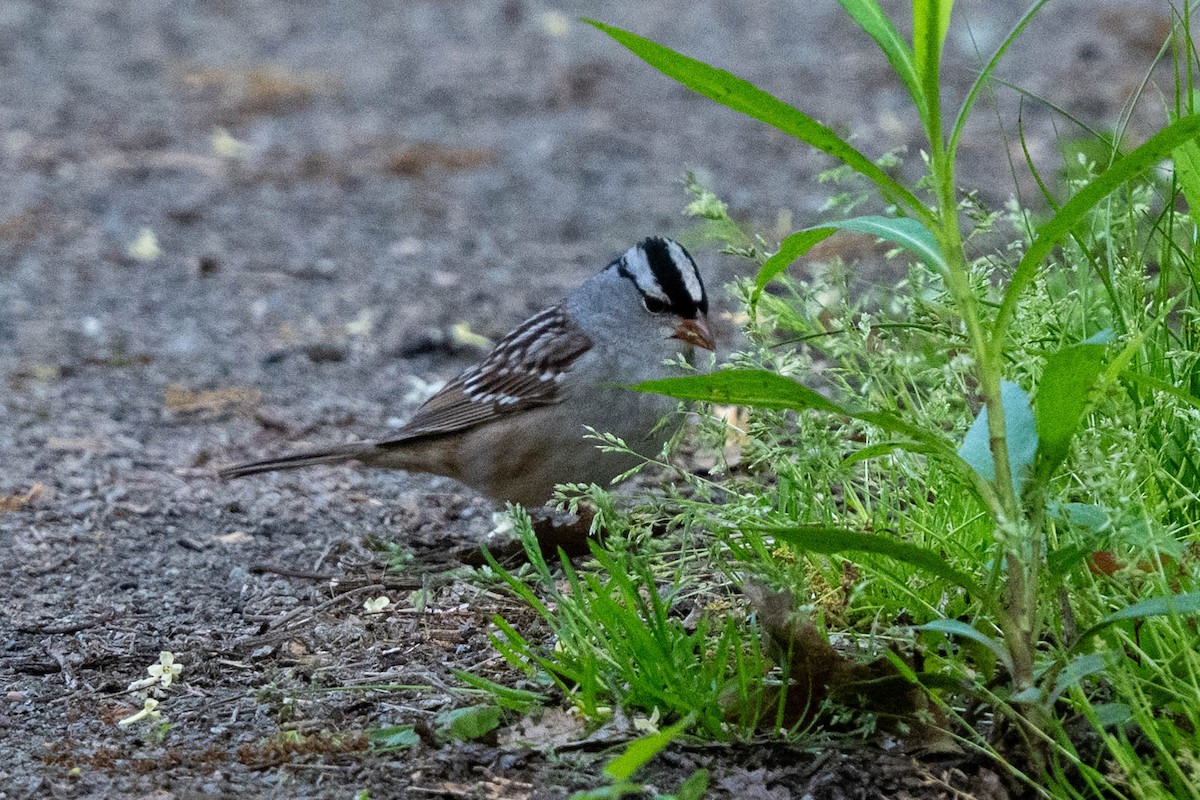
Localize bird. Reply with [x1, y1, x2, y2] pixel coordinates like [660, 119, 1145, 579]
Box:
[218, 236, 714, 507]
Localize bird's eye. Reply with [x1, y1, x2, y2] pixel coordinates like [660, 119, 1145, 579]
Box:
[642, 296, 669, 314]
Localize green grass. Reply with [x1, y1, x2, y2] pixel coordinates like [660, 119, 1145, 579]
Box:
[461, 2, 1200, 797]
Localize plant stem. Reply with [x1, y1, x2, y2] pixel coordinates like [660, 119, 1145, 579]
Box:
[927, 120, 1044, 769]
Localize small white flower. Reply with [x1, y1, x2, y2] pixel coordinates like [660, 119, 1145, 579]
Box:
[633, 707, 661, 734]
[211, 127, 249, 159]
[147, 651, 183, 688]
[127, 228, 161, 262]
[117, 697, 161, 727]
[488, 511, 516, 539]
[363, 595, 392, 614]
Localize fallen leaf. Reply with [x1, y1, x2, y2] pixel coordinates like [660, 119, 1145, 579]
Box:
[176, 63, 337, 116]
[164, 384, 260, 415]
[737, 580, 937, 739]
[386, 142, 493, 177]
[499, 706, 587, 749]
[0, 483, 42, 512]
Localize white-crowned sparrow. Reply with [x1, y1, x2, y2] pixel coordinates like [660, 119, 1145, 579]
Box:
[218, 237, 713, 506]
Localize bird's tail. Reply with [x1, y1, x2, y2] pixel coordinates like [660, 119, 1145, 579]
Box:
[217, 442, 375, 480]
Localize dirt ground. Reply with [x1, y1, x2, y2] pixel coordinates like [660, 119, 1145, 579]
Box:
[0, 1, 1181, 797]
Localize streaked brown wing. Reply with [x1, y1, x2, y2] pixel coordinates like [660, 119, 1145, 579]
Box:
[380, 305, 593, 441]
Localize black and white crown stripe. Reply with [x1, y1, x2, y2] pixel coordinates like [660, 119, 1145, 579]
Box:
[615, 237, 708, 320]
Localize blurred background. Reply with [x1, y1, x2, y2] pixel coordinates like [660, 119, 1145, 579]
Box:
[0, 0, 1173, 391]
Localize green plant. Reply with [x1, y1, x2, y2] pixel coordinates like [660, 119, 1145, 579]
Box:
[567, 715, 707, 800]
[482, 506, 776, 739]
[583, 0, 1200, 785]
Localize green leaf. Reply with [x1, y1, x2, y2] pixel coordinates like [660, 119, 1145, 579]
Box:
[604, 714, 693, 781]
[912, 0, 952, 126]
[834, 0, 924, 120]
[1173, 138, 1200, 228]
[1049, 653, 1109, 703]
[632, 368, 843, 414]
[994, 114, 1200, 353]
[752, 228, 836, 306]
[1092, 702, 1134, 728]
[584, 19, 927, 217]
[917, 619, 1014, 675]
[634, 369, 1004, 518]
[831, 215, 945, 271]
[675, 769, 710, 800]
[1035, 341, 1107, 475]
[1048, 501, 1111, 532]
[452, 669, 547, 712]
[1075, 592, 1200, 649]
[368, 725, 420, 751]
[957, 380, 1038, 495]
[435, 705, 502, 741]
[761, 524, 981, 595]
[753, 216, 945, 305]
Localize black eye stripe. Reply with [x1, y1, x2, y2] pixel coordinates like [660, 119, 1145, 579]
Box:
[642, 296, 669, 314]
[642, 238, 705, 319]
[612, 237, 707, 318]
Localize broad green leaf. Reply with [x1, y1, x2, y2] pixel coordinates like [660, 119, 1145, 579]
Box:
[1092, 703, 1134, 727]
[1074, 592, 1200, 649]
[604, 714, 693, 780]
[957, 380, 1038, 495]
[1048, 502, 1110, 532]
[760, 524, 981, 595]
[634, 369, 1003, 516]
[994, 114, 1200, 352]
[585, 19, 927, 217]
[833, 215, 945, 270]
[1049, 653, 1109, 703]
[435, 704, 502, 741]
[834, 0, 924, 120]
[752, 228, 837, 305]
[632, 369, 843, 414]
[752, 216, 943, 305]
[368, 725, 420, 751]
[1173, 138, 1200, 229]
[917, 619, 1013, 674]
[1035, 341, 1107, 475]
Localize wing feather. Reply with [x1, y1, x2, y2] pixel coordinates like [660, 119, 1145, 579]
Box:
[379, 305, 592, 442]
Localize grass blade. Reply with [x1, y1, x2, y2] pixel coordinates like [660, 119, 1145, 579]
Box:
[1074, 592, 1200, 649]
[759, 523, 981, 595]
[994, 114, 1200, 354]
[949, 0, 1050, 159]
[917, 618, 1014, 674]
